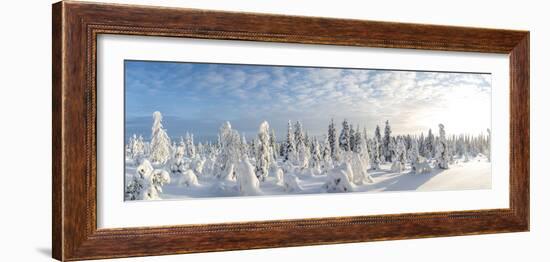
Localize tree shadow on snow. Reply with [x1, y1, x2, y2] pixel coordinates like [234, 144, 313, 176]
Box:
[369, 168, 446, 191]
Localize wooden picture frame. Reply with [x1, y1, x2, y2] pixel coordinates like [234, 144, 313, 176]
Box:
[52, 1, 529, 261]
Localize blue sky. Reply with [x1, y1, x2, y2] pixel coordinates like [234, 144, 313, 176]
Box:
[125, 60, 491, 142]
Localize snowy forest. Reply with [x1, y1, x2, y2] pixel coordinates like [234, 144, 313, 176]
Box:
[125, 111, 491, 200]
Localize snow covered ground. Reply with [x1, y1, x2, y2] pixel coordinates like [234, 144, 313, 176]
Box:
[124, 113, 491, 201]
[365, 157, 490, 193]
[125, 155, 490, 200]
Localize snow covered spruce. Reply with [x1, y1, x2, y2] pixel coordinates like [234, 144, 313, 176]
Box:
[124, 111, 492, 200]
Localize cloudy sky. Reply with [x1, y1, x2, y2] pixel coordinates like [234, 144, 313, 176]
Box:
[125, 60, 491, 142]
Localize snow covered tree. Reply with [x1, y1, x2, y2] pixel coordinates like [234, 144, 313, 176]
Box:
[435, 124, 450, 169]
[353, 128, 370, 166]
[125, 142, 131, 159]
[215, 122, 242, 180]
[124, 174, 144, 201]
[269, 129, 278, 161]
[389, 137, 397, 163]
[426, 128, 435, 159]
[362, 127, 369, 151]
[375, 125, 382, 145]
[125, 162, 147, 200]
[125, 159, 170, 200]
[294, 121, 310, 168]
[294, 121, 304, 147]
[348, 152, 374, 185]
[172, 136, 201, 185]
[391, 137, 406, 172]
[328, 119, 340, 161]
[447, 135, 455, 162]
[309, 138, 316, 156]
[127, 134, 136, 157]
[283, 120, 296, 162]
[383, 120, 392, 162]
[349, 125, 356, 152]
[171, 141, 177, 158]
[197, 142, 205, 156]
[400, 136, 408, 162]
[185, 132, 196, 158]
[353, 127, 362, 153]
[170, 137, 187, 175]
[408, 138, 420, 163]
[248, 138, 257, 158]
[240, 134, 248, 157]
[255, 121, 272, 181]
[372, 125, 382, 166]
[150, 111, 171, 165]
[269, 161, 284, 185]
[236, 156, 262, 195]
[369, 138, 381, 170]
[310, 137, 322, 171]
[279, 140, 285, 157]
[461, 135, 474, 158]
[304, 132, 310, 151]
[321, 135, 332, 170]
[456, 135, 465, 159]
[411, 141, 432, 175]
[418, 133, 426, 157]
[176, 169, 199, 187]
[404, 135, 412, 161]
[129, 134, 145, 163]
[323, 163, 355, 193]
[468, 135, 480, 157]
[339, 119, 351, 152]
[486, 128, 491, 162]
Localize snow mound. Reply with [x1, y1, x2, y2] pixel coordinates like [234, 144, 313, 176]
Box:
[178, 170, 199, 187]
[411, 156, 432, 174]
[218, 164, 236, 181]
[191, 158, 205, 175]
[126, 160, 171, 200]
[152, 169, 171, 190]
[236, 158, 262, 196]
[283, 174, 303, 192]
[324, 163, 355, 193]
[202, 157, 216, 176]
[349, 153, 374, 184]
[170, 158, 186, 176]
[391, 161, 404, 173]
[270, 164, 284, 185]
[307, 166, 322, 177]
[137, 159, 154, 177]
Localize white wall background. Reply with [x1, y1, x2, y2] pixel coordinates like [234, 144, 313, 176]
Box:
[0, 0, 546, 261]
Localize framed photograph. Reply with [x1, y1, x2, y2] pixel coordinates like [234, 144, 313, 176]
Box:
[52, 1, 529, 261]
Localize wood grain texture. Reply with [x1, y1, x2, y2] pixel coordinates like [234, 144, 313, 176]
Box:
[509, 35, 530, 226]
[52, 1, 530, 261]
[52, 2, 63, 260]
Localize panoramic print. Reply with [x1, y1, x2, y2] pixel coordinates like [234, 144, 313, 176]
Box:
[123, 60, 491, 201]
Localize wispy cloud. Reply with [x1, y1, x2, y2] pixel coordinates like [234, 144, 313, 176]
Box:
[125, 61, 491, 140]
